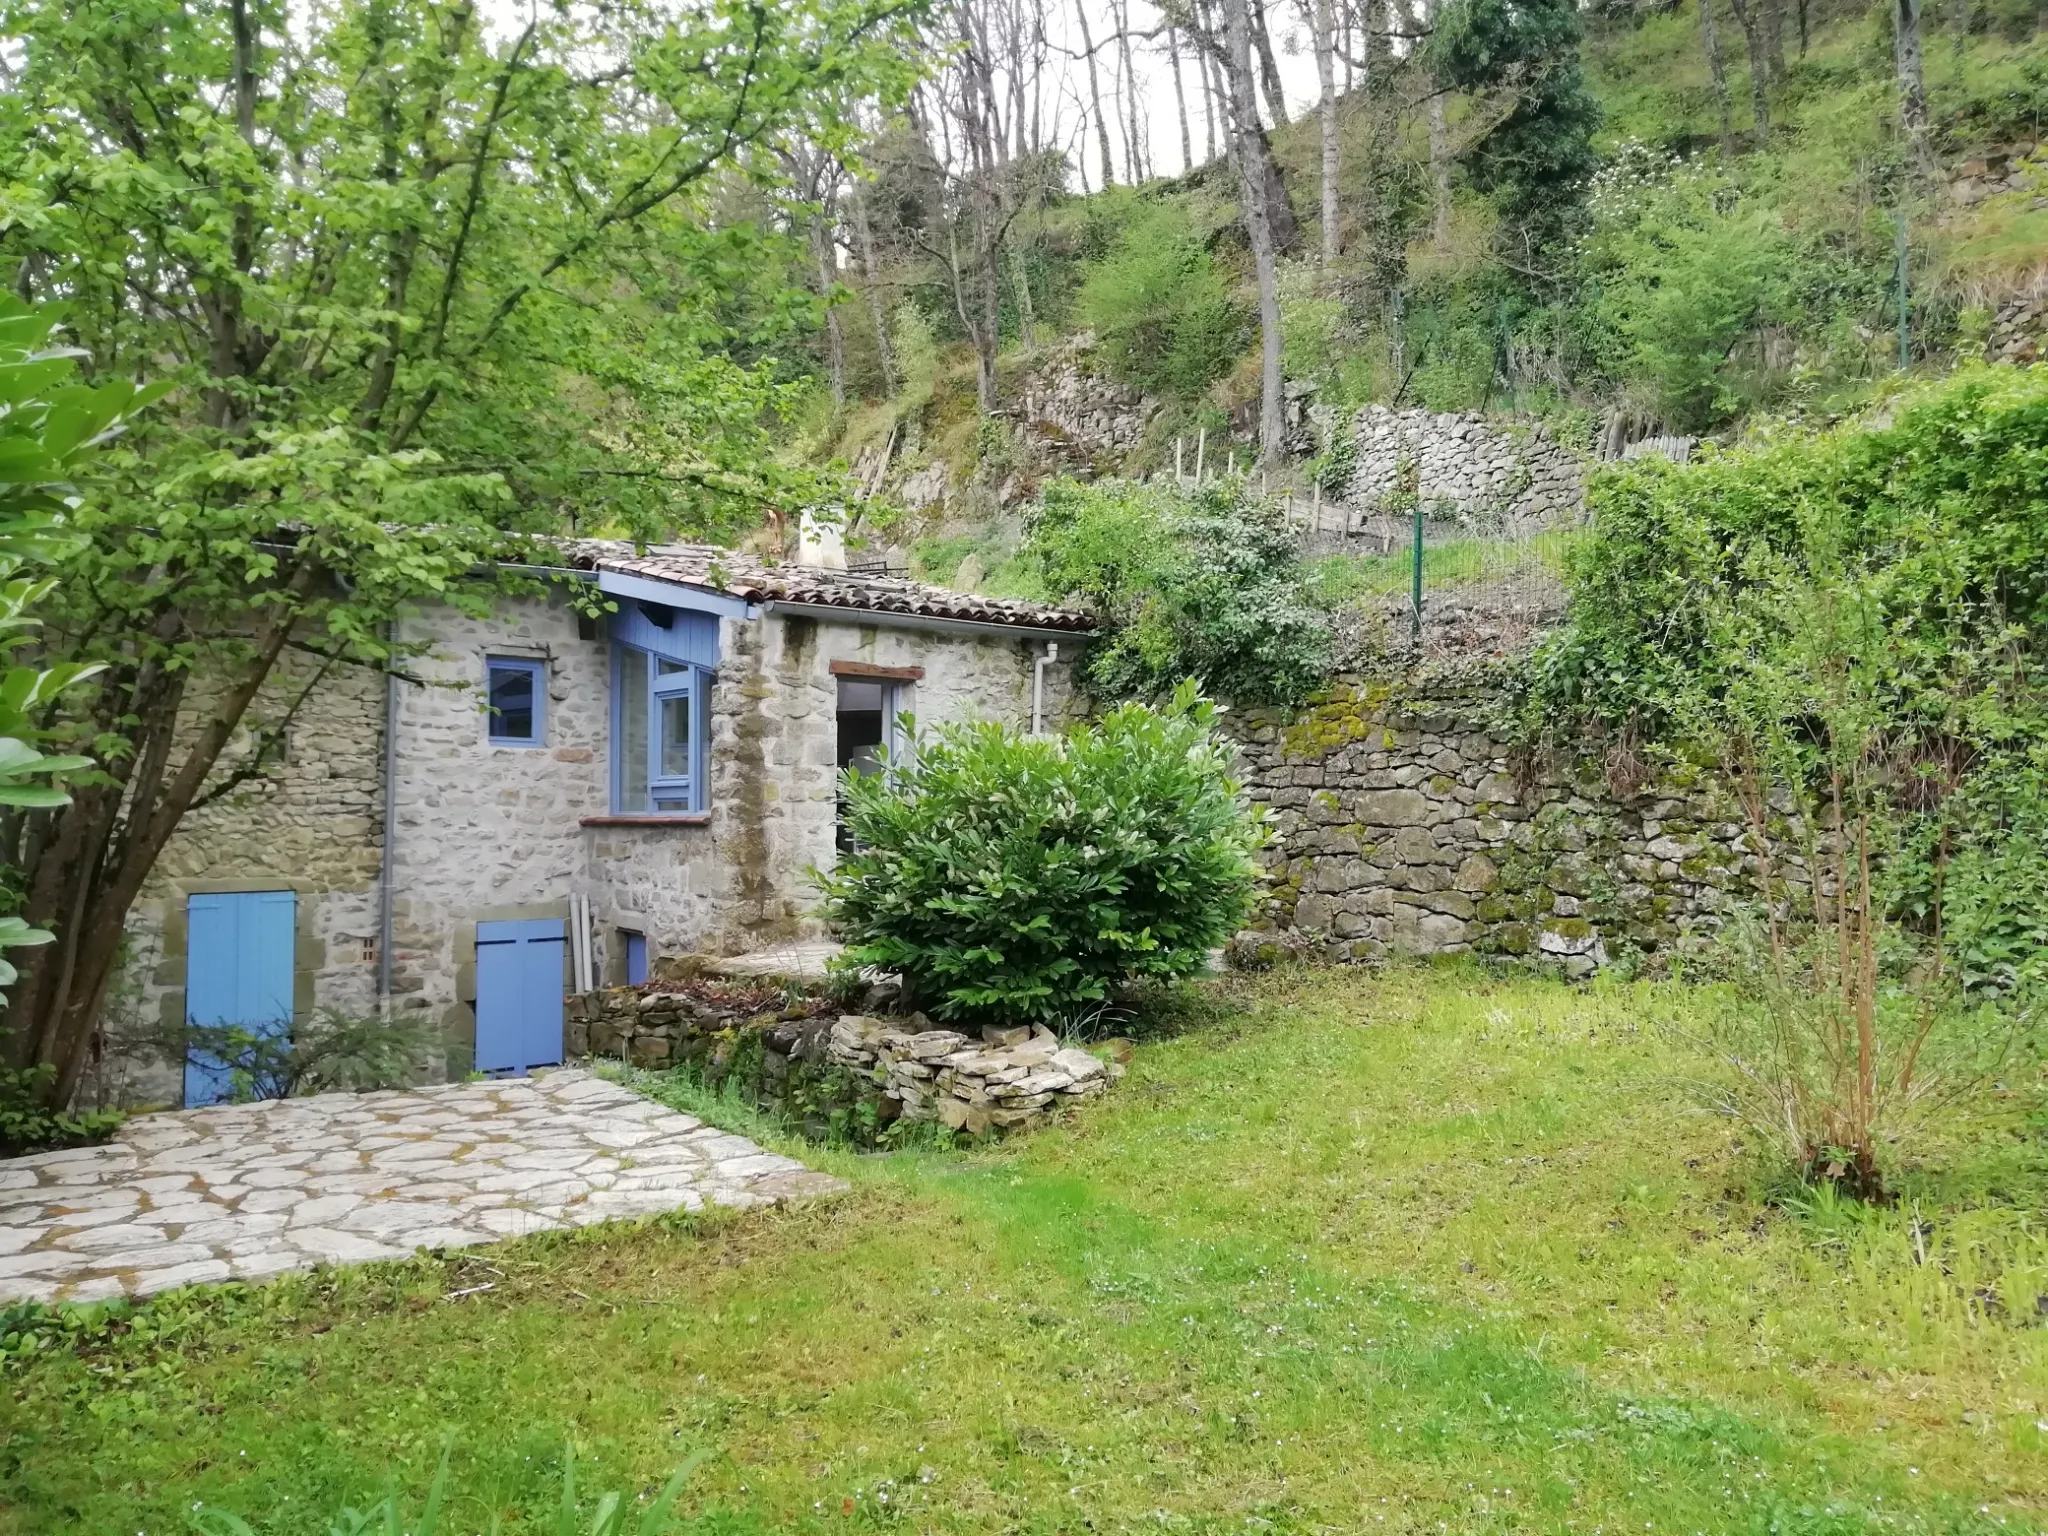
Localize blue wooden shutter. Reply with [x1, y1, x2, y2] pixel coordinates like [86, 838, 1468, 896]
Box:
[474, 918, 566, 1074]
[184, 890, 297, 1107]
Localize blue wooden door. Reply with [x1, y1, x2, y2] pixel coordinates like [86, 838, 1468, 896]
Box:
[475, 919, 565, 1074]
[184, 890, 297, 1107]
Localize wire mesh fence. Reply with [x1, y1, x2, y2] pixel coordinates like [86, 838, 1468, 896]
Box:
[1274, 481, 1583, 663]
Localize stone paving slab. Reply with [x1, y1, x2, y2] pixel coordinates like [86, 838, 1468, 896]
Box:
[0, 1070, 846, 1306]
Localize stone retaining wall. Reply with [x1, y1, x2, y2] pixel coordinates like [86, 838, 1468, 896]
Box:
[1341, 407, 1585, 529]
[825, 1013, 1117, 1134]
[1231, 677, 1794, 972]
[565, 986, 1119, 1138]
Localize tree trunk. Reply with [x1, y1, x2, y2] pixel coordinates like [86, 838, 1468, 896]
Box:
[7, 564, 320, 1106]
[813, 207, 846, 406]
[1311, 0, 1341, 264]
[1012, 240, 1037, 348]
[1700, 0, 1737, 154]
[1112, 0, 1147, 182]
[1893, 0, 1939, 180]
[1223, 0, 1285, 466]
[1168, 27, 1196, 173]
[851, 191, 896, 397]
[1426, 86, 1452, 250]
[1726, 0, 1772, 143]
[1075, 0, 1117, 188]
[1201, 29, 1219, 159]
[1761, 0, 1788, 79]
[1250, 0, 1291, 126]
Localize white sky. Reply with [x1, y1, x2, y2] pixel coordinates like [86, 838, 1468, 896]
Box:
[1028, 0, 1327, 185]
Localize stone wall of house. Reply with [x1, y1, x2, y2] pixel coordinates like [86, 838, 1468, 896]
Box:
[104, 651, 391, 1107]
[704, 609, 1084, 957]
[111, 585, 1088, 1102]
[1231, 677, 1788, 972]
[1340, 407, 1585, 530]
[565, 988, 1119, 1138]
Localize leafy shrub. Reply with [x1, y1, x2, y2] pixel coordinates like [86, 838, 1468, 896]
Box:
[1025, 477, 1332, 706]
[1075, 197, 1248, 400]
[1583, 157, 1798, 429]
[1527, 366, 2048, 742]
[0, 1061, 123, 1156]
[1533, 368, 2048, 1196]
[146, 1007, 447, 1102]
[815, 684, 1264, 1027]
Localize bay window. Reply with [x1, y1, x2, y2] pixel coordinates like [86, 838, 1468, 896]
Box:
[612, 642, 711, 814]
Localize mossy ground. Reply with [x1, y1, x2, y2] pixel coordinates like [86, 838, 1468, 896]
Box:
[3, 964, 2044, 1533]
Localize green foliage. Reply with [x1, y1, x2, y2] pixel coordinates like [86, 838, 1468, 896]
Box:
[1529, 367, 2048, 739]
[0, 0, 918, 539]
[1583, 155, 1799, 429]
[1429, 0, 1602, 242]
[1024, 477, 1332, 706]
[1075, 196, 1248, 400]
[816, 685, 1263, 1027]
[0, 298, 155, 1008]
[146, 1009, 449, 1103]
[1530, 367, 2048, 1193]
[0, 0, 920, 1104]
[0, 1061, 123, 1156]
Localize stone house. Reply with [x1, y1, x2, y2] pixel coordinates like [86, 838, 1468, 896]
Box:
[126, 543, 1091, 1104]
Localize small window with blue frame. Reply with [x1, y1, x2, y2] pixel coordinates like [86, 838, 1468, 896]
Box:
[485, 657, 544, 745]
[612, 642, 712, 813]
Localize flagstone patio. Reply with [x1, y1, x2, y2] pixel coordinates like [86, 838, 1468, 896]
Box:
[0, 1069, 844, 1306]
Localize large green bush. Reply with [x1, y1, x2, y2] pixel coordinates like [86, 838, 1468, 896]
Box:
[1025, 477, 1332, 707]
[815, 685, 1263, 1027]
[1527, 366, 2048, 742]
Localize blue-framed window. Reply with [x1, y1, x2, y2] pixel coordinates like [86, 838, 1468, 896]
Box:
[486, 657, 544, 745]
[612, 642, 711, 813]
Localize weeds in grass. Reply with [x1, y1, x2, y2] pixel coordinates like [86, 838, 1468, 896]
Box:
[190, 1440, 708, 1536]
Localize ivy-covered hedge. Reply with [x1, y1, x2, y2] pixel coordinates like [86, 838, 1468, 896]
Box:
[1527, 365, 2048, 742]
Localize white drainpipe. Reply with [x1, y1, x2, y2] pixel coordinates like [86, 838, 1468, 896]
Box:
[1031, 641, 1059, 735]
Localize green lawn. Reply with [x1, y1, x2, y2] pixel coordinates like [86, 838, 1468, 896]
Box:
[4, 965, 2045, 1533]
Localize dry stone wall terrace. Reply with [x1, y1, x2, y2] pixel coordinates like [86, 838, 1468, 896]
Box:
[1011, 343, 1157, 479]
[1342, 407, 1584, 529]
[1989, 291, 2048, 365]
[565, 988, 1118, 1137]
[825, 1014, 1116, 1134]
[1231, 680, 1787, 972]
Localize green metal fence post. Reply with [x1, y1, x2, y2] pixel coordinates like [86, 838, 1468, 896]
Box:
[1410, 499, 1424, 645]
[1896, 208, 1910, 371]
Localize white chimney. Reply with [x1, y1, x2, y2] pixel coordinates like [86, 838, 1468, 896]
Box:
[796, 508, 847, 570]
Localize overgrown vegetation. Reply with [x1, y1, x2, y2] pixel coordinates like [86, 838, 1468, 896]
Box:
[150, 1009, 450, 1104]
[817, 685, 1262, 1026]
[1526, 366, 2048, 1195]
[1022, 477, 1333, 705]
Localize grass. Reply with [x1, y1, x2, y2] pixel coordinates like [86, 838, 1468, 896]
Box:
[4, 963, 2047, 1533]
[1309, 531, 1580, 602]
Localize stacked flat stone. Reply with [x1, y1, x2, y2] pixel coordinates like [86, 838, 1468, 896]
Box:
[1989, 293, 2047, 365]
[1341, 406, 1584, 530]
[828, 1015, 1118, 1135]
[1230, 679, 1804, 975]
[0, 1071, 843, 1306]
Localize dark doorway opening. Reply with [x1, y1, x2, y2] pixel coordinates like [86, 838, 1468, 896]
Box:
[836, 678, 888, 850]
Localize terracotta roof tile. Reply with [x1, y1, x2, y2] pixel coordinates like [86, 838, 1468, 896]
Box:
[555, 540, 1095, 634]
